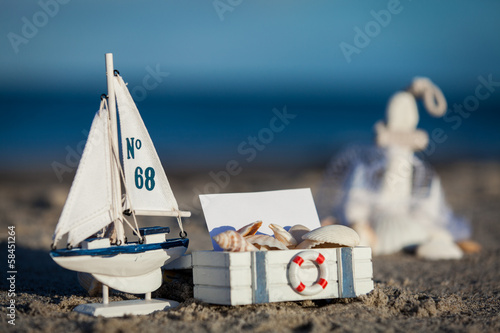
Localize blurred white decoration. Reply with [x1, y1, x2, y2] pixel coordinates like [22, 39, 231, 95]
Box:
[317, 78, 470, 258]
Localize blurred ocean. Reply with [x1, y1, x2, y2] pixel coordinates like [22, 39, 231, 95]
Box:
[1, 87, 499, 173]
[1, 1, 500, 173]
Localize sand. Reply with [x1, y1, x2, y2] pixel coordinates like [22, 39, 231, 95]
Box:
[1, 161, 500, 332]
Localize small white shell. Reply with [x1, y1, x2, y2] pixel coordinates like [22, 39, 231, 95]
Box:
[237, 221, 263, 237]
[269, 224, 297, 248]
[288, 225, 310, 244]
[299, 225, 360, 249]
[77, 272, 102, 296]
[417, 240, 463, 260]
[213, 230, 258, 252]
[245, 234, 288, 250]
[417, 229, 463, 260]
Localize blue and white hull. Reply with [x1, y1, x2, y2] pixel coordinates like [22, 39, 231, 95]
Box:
[50, 237, 188, 294]
[50, 238, 188, 277]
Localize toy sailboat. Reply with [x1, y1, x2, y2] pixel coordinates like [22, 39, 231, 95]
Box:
[50, 53, 191, 317]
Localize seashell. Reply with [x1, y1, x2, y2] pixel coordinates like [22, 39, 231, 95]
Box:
[295, 239, 320, 250]
[213, 230, 258, 252]
[417, 239, 463, 260]
[77, 272, 102, 296]
[245, 234, 288, 251]
[297, 225, 360, 249]
[456, 240, 481, 254]
[269, 224, 297, 248]
[237, 221, 263, 237]
[416, 229, 463, 260]
[288, 225, 310, 244]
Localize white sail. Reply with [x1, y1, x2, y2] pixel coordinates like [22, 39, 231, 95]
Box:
[114, 75, 188, 217]
[53, 101, 114, 246]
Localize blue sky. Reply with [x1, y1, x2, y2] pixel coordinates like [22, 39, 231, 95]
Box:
[1, 0, 500, 171]
[2, 1, 499, 94]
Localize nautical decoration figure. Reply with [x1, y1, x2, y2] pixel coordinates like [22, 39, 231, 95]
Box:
[317, 77, 477, 259]
[49, 54, 191, 317]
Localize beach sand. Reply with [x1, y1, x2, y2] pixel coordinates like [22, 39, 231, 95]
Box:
[1, 161, 499, 332]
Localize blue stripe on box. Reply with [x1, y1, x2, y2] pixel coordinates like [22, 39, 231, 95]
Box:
[341, 247, 356, 298]
[253, 251, 269, 303]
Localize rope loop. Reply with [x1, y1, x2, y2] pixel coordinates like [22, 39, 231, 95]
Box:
[407, 77, 447, 117]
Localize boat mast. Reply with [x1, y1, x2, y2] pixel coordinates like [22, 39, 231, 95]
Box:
[105, 53, 125, 244]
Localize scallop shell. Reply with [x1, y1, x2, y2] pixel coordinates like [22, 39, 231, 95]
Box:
[213, 230, 258, 252]
[297, 225, 360, 249]
[269, 224, 297, 248]
[288, 224, 310, 244]
[245, 234, 288, 250]
[237, 221, 263, 237]
[77, 272, 102, 296]
[295, 239, 320, 250]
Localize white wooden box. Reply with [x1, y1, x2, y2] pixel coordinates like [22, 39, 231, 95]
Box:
[192, 247, 373, 305]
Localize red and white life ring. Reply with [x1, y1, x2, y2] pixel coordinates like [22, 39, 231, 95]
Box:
[288, 251, 329, 296]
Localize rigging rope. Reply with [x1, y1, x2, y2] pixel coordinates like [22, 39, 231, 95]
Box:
[103, 98, 143, 243]
[176, 215, 186, 238]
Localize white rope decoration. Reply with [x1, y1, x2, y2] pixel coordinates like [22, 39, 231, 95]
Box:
[407, 77, 447, 117]
[176, 215, 186, 237]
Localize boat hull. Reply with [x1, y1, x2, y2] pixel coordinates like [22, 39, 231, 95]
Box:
[50, 238, 188, 278]
[92, 269, 162, 294]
